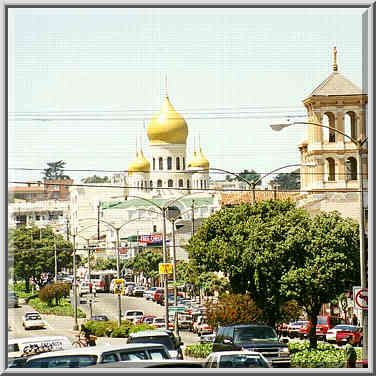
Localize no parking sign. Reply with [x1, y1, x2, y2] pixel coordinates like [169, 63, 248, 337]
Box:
[355, 289, 368, 310]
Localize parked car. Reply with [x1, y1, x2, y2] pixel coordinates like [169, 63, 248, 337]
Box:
[123, 285, 135, 296]
[336, 326, 362, 346]
[88, 360, 203, 368]
[152, 288, 164, 302]
[133, 286, 146, 297]
[144, 287, 158, 300]
[204, 351, 271, 368]
[151, 317, 174, 330]
[89, 315, 109, 322]
[326, 324, 356, 343]
[122, 310, 144, 323]
[212, 324, 290, 368]
[178, 314, 193, 331]
[23, 344, 171, 368]
[197, 321, 213, 336]
[300, 315, 345, 341]
[77, 281, 90, 297]
[287, 321, 308, 338]
[22, 312, 47, 330]
[8, 291, 19, 308]
[200, 333, 216, 344]
[127, 330, 184, 360]
[136, 314, 156, 325]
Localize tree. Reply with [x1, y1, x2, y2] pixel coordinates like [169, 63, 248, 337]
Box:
[269, 168, 300, 190]
[280, 211, 360, 348]
[205, 293, 262, 330]
[12, 225, 79, 292]
[226, 169, 261, 185]
[42, 160, 71, 180]
[81, 175, 111, 184]
[126, 250, 163, 285]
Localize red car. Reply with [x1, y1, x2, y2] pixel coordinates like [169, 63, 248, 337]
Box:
[298, 315, 345, 340]
[336, 326, 362, 346]
[135, 314, 156, 325]
[152, 288, 164, 302]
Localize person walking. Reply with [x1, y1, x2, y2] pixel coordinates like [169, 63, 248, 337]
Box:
[343, 337, 357, 368]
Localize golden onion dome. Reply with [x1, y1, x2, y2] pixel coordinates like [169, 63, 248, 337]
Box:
[187, 148, 210, 169]
[128, 150, 150, 176]
[147, 96, 188, 144]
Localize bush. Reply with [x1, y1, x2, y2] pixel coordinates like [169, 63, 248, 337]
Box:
[38, 285, 55, 306]
[184, 344, 213, 359]
[289, 341, 362, 368]
[38, 283, 70, 306]
[128, 323, 156, 334]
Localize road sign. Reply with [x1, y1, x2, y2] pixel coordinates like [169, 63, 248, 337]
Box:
[159, 263, 173, 275]
[113, 279, 124, 295]
[355, 289, 368, 309]
[168, 306, 185, 313]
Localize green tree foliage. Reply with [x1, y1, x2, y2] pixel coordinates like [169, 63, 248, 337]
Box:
[12, 225, 79, 292]
[42, 160, 71, 180]
[269, 168, 300, 190]
[280, 211, 360, 348]
[38, 283, 70, 306]
[205, 293, 262, 329]
[187, 200, 360, 348]
[81, 175, 111, 184]
[225, 169, 261, 185]
[126, 250, 163, 284]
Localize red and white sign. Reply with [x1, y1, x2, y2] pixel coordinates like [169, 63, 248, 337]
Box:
[139, 234, 163, 243]
[355, 289, 368, 309]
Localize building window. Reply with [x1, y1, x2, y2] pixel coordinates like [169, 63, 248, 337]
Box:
[176, 157, 180, 170]
[159, 157, 163, 170]
[327, 158, 336, 181]
[344, 111, 357, 140]
[150, 180, 153, 189]
[178, 179, 183, 188]
[167, 157, 172, 170]
[153, 225, 157, 232]
[157, 179, 162, 188]
[183, 157, 185, 170]
[141, 181, 144, 189]
[323, 112, 336, 142]
[153, 158, 156, 170]
[54, 193, 59, 199]
[346, 157, 357, 180]
[200, 180, 203, 189]
[36, 215, 40, 221]
[168, 179, 173, 187]
[187, 180, 190, 189]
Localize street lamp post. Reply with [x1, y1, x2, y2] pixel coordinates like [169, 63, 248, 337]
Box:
[71, 232, 79, 331]
[270, 121, 368, 361]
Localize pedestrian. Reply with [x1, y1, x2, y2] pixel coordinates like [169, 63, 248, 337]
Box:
[92, 283, 96, 298]
[351, 314, 358, 326]
[343, 337, 357, 368]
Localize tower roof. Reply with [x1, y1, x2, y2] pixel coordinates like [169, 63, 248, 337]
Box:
[128, 150, 150, 176]
[147, 96, 188, 144]
[309, 71, 363, 97]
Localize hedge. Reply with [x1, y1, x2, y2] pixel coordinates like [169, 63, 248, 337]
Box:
[28, 297, 86, 318]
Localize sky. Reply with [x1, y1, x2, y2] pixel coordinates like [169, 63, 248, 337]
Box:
[7, 7, 366, 187]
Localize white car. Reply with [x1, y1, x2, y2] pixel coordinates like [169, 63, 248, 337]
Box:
[204, 351, 271, 368]
[122, 310, 144, 323]
[144, 287, 157, 300]
[326, 324, 357, 343]
[22, 312, 47, 330]
[152, 317, 174, 330]
[78, 281, 90, 296]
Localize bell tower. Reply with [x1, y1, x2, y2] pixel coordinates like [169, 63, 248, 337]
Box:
[299, 47, 368, 193]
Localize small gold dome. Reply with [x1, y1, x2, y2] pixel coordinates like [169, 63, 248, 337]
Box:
[187, 148, 209, 169]
[147, 96, 188, 144]
[128, 150, 150, 176]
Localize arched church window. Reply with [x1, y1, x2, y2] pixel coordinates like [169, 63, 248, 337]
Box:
[200, 180, 203, 189]
[157, 179, 162, 188]
[326, 158, 336, 181]
[153, 158, 156, 170]
[346, 157, 357, 181]
[176, 157, 180, 170]
[183, 157, 185, 170]
[187, 180, 190, 189]
[159, 157, 163, 170]
[150, 180, 153, 189]
[168, 179, 173, 187]
[344, 111, 357, 140]
[323, 112, 336, 142]
[141, 181, 144, 190]
[178, 179, 183, 188]
[167, 157, 172, 170]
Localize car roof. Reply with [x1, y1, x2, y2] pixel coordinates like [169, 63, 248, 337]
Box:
[129, 330, 170, 338]
[9, 336, 71, 345]
[218, 323, 268, 328]
[87, 360, 204, 368]
[25, 343, 168, 360]
[209, 351, 264, 356]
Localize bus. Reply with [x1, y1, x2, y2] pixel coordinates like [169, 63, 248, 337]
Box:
[87, 270, 116, 292]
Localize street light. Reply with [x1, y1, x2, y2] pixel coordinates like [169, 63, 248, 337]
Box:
[79, 216, 151, 327]
[270, 120, 368, 361]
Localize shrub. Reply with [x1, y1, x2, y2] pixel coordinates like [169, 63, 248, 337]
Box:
[84, 321, 118, 337]
[38, 283, 70, 306]
[53, 283, 70, 305]
[128, 323, 156, 334]
[289, 341, 362, 368]
[205, 293, 262, 330]
[184, 344, 213, 359]
[38, 285, 55, 306]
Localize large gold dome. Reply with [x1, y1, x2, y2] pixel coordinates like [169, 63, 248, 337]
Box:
[128, 150, 150, 176]
[147, 96, 188, 144]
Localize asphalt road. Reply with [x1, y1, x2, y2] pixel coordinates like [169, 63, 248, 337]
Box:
[8, 293, 200, 347]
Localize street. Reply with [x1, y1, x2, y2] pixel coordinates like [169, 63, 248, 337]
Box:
[8, 293, 200, 347]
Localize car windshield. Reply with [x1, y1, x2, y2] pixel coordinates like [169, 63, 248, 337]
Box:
[26, 315, 41, 320]
[127, 311, 143, 316]
[130, 336, 174, 350]
[335, 325, 357, 331]
[219, 354, 269, 368]
[234, 326, 278, 343]
[154, 319, 165, 323]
